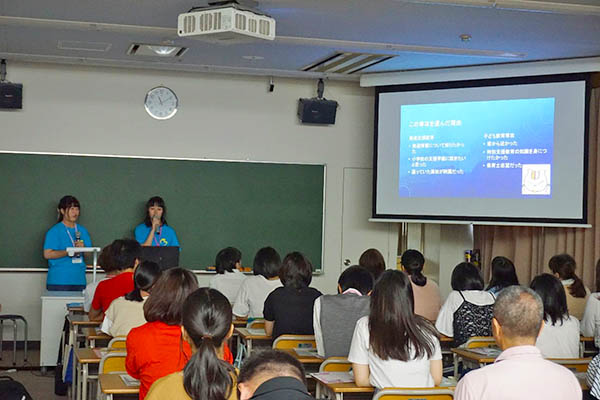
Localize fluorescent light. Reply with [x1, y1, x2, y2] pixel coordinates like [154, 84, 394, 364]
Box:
[147, 45, 178, 56]
[399, 0, 600, 16]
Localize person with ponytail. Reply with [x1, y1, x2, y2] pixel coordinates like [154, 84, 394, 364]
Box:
[549, 254, 590, 320]
[126, 268, 198, 399]
[101, 260, 161, 337]
[400, 249, 441, 321]
[146, 288, 237, 400]
[348, 270, 442, 389]
[485, 256, 519, 295]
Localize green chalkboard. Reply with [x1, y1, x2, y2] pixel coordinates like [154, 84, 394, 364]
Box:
[0, 152, 324, 270]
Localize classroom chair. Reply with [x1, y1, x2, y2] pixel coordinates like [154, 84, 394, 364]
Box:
[373, 388, 454, 400]
[246, 319, 265, 330]
[107, 336, 127, 350]
[0, 314, 28, 365]
[548, 357, 592, 373]
[453, 336, 496, 378]
[315, 357, 352, 398]
[96, 352, 128, 400]
[272, 335, 316, 349]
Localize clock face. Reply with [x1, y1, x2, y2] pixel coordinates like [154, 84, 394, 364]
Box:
[144, 86, 178, 120]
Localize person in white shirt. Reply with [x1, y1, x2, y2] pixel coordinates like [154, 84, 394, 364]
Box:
[530, 273, 580, 358]
[101, 260, 161, 337]
[232, 247, 282, 319]
[313, 265, 372, 358]
[548, 253, 590, 320]
[435, 262, 495, 346]
[581, 259, 600, 346]
[348, 270, 442, 389]
[209, 247, 246, 304]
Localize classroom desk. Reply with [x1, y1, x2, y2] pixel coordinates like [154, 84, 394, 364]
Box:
[74, 347, 101, 400]
[98, 373, 139, 400]
[281, 348, 324, 365]
[234, 327, 272, 358]
[67, 314, 101, 348]
[83, 327, 112, 347]
[40, 291, 84, 368]
[451, 348, 497, 368]
[233, 317, 248, 327]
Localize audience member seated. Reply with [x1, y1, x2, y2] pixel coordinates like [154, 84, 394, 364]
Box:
[233, 247, 282, 319]
[549, 253, 590, 320]
[435, 262, 495, 346]
[348, 270, 442, 389]
[582, 259, 600, 346]
[586, 348, 600, 399]
[400, 249, 441, 321]
[264, 252, 322, 338]
[146, 287, 237, 400]
[454, 286, 581, 400]
[313, 265, 372, 358]
[101, 260, 161, 337]
[209, 247, 246, 304]
[89, 239, 140, 321]
[238, 349, 314, 400]
[83, 242, 119, 312]
[530, 273, 579, 358]
[358, 248, 386, 282]
[126, 268, 198, 399]
[485, 256, 519, 295]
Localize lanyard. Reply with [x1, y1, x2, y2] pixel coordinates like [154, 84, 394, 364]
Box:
[65, 224, 79, 247]
[153, 226, 162, 246]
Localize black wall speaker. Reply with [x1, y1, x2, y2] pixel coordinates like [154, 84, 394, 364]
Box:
[298, 98, 338, 125]
[0, 83, 23, 109]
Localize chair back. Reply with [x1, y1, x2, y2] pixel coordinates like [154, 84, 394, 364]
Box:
[548, 357, 592, 372]
[319, 357, 351, 372]
[107, 336, 127, 349]
[272, 335, 316, 349]
[246, 319, 265, 330]
[464, 336, 495, 349]
[373, 388, 454, 400]
[99, 351, 127, 374]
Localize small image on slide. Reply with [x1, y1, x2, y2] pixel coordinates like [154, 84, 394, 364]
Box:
[522, 164, 551, 195]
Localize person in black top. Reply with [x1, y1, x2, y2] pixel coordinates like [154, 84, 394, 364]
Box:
[238, 349, 315, 400]
[263, 252, 322, 339]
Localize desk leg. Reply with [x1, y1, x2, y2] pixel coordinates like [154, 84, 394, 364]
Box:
[453, 353, 459, 379]
[580, 341, 585, 358]
[82, 364, 88, 400]
[73, 357, 79, 400]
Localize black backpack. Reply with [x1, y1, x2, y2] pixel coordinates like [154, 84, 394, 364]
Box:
[0, 376, 33, 400]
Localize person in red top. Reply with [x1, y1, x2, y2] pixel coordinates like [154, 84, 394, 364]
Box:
[126, 268, 198, 399]
[89, 239, 140, 321]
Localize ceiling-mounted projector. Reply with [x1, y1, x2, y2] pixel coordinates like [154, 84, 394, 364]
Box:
[178, 0, 276, 43]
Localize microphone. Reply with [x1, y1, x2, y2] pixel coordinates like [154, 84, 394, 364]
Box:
[75, 230, 82, 242]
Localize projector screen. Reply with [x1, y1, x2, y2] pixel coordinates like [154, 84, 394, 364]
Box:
[373, 73, 590, 226]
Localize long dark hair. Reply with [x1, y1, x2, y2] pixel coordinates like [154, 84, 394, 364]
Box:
[530, 273, 569, 325]
[485, 256, 519, 292]
[548, 254, 586, 298]
[143, 196, 168, 227]
[125, 261, 161, 302]
[368, 270, 438, 361]
[401, 249, 427, 287]
[182, 288, 235, 400]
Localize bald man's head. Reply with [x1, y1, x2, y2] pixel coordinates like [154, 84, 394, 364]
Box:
[493, 285, 543, 340]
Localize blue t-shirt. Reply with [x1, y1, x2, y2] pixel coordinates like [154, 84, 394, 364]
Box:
[43, 222, 92, 286]
[134, 223, 179, 247]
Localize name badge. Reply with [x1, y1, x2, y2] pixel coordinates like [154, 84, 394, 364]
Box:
[72, 257, 83, 264]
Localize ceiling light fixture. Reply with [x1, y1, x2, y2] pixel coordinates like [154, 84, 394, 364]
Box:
[148, 45, 179, 56]
[127, 43, 188, 58]
[399, 0, 600, 16]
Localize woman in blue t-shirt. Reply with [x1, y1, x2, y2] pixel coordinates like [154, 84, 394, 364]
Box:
[134, 196, 179, 247]
[43, 195, 92, 291]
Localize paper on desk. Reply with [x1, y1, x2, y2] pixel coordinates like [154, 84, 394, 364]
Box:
[468, 347, 501, 357]
[93, 348, 107, 358]
[310, 372, 354, 384]
[247, 328, 266, 335]
[293, 348, 319, 357]
[120, 374, 140, 387]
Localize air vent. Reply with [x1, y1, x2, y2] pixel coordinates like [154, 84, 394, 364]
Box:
[302, 52, 394, 74]
[58, 40, 111, 52]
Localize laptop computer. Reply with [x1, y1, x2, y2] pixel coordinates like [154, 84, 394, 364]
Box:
[139, 246, 180, 270]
